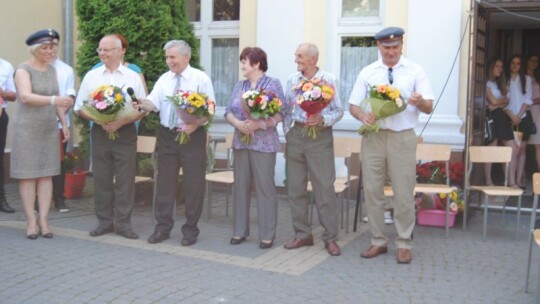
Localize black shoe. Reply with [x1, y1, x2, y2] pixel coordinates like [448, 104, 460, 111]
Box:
[0, 199, 14, 213]
[55, 199, 70, 213]
[116, 229, 139, 240]
[259, 241, 273, 249]
[26, 233, 38, 240]
[147, 231, 170, 244]
[89, 226, 114, 237]
[230, 237, 246, 245]
[181, 238, 196, 246]
[41, 232, 53, 239]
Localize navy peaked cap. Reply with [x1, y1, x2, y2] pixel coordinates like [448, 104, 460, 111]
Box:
[25, 29, 60, 46]
[374, 27, 405, 46]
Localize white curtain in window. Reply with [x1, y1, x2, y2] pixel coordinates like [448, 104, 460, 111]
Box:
[211, 39, 239, 107]
[340, 46, 378, 106]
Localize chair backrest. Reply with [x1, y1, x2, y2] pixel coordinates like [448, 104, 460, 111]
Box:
[137, 136, 157, 154]
[469, 146, 512, 163]
[416, 143, 451, 162]
[533, 172, 540, 196]
[334, 137, 361, 158]
[416, 143, 452, 185]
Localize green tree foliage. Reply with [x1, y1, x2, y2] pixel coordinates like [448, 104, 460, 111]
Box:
[75, 0, 200, 155]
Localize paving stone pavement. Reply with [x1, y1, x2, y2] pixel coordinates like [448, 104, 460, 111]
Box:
[0, 177, 538, 303]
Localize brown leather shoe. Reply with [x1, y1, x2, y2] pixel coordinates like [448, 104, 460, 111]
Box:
[283, 234, 314, 249]
[360, 245, 388, 258]
[325, 240, 341, 256]
[396, 248, 412, 264]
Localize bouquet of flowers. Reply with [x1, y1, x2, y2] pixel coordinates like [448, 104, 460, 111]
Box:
[240, 89, 283, 144]
[81, 85, 127, 140]
[357, 84, 407, 137]
[167, 90, 216, 144]
[292, 78, 335, 139]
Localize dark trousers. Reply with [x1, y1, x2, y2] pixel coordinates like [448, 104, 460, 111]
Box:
[0, 111, 8, 199]
[52, 131, 67, 202]
[154, 126, 206, 241]
[92, 123, 137, 231]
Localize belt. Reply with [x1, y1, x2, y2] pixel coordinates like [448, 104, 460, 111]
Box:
[294, 121, 331, 129]
[161, 125, 179, 133]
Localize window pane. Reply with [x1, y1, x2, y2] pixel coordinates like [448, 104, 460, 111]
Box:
[342, 0, 380, 18]
[186, 0, 201, 22]
[212, 38, 239, 106]
[340, 37, 378, 106]
[213, 0, 240, 21]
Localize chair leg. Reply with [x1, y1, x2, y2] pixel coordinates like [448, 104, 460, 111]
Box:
[206, 182, 212, 222]
[225, 185, 231, 217]
[483, 195, 489, 241]
[340, 194, 344, 230]
[346, 191, 350, 234]
[517, 196, 522, 240]
[353, 177, 362, 232]
[526, 231, 534, 293]
[445, 196, 450, 239]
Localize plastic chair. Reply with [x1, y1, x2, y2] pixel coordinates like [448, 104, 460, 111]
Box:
[204, 133, 234, 221]
[525, 173, 540, 293]
[307, 136, 361, 233]
[133, 136, 158, 220]
[465, 146, 523, 241]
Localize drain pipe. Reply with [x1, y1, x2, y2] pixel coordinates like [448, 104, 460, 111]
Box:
[63, 0, 74, 66]
[63, 0, 75, 150]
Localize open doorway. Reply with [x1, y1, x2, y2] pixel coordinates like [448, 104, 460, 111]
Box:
[470, 2, 540, 187]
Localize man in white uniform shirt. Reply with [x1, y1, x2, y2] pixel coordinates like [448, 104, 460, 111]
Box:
[50, 29, 76, 213]
[75, 34, 146, 239]
[136, 40, 215, 246]
[0, 58, 17, 213]
[349, 27, 434, 264]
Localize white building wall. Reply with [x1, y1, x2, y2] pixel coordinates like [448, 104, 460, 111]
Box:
[407, 0, 465, 149]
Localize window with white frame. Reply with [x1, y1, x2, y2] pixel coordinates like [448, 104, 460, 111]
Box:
[340, 37, 378, 106]
[187, 0, 240, 106]
[342, 0, 380, 18]
[328, 1, 383, 108]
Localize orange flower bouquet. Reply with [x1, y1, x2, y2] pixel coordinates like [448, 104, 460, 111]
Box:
[357, 84, 407, 137]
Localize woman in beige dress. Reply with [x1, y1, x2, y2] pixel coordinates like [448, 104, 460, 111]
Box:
[12, 29, 72, 239]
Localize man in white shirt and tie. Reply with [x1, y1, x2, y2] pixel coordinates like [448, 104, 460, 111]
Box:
[136, 40, 215, 246]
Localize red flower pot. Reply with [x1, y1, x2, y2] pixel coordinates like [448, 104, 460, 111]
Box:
[64, 171, 87, 199]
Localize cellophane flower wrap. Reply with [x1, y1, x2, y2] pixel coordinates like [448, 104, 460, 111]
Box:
[293, 78, 335, 139]
[167, 90, 216, 144]
[240, 89, 283, 144]
[81, 85, 126, 140]
[357, 84, 407, 137]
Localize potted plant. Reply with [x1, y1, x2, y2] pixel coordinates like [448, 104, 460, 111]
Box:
[64, 152, 87, 199]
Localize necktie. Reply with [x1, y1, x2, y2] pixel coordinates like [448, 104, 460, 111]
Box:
[169, 74, 181, 129]
[388, 68, 393, 85]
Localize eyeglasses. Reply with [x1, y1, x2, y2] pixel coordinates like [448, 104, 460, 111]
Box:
[388, 68, 393, 85]
[96, 47, 119, 54]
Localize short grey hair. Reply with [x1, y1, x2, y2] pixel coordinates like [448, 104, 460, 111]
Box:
[28, 43, 46, 55]
[163, 40, 192, 56]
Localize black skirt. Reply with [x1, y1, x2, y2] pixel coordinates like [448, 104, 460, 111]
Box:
[488, 108, 514, 141]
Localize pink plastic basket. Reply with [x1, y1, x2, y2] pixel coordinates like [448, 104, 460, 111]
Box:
[417, 209, 457, 228]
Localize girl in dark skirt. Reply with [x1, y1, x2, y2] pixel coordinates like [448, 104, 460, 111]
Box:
[505, 54, 534, 189]
[484, 57, 519, 187]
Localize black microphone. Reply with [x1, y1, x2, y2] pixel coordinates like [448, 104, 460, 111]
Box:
[127, 87, 142, 112]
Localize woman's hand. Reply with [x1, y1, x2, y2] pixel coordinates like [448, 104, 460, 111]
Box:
[55, 96, 73, 108]
[62, 125, 70, 142]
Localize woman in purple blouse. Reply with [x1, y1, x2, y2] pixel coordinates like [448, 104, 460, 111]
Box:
[225, 47, 285, 249]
